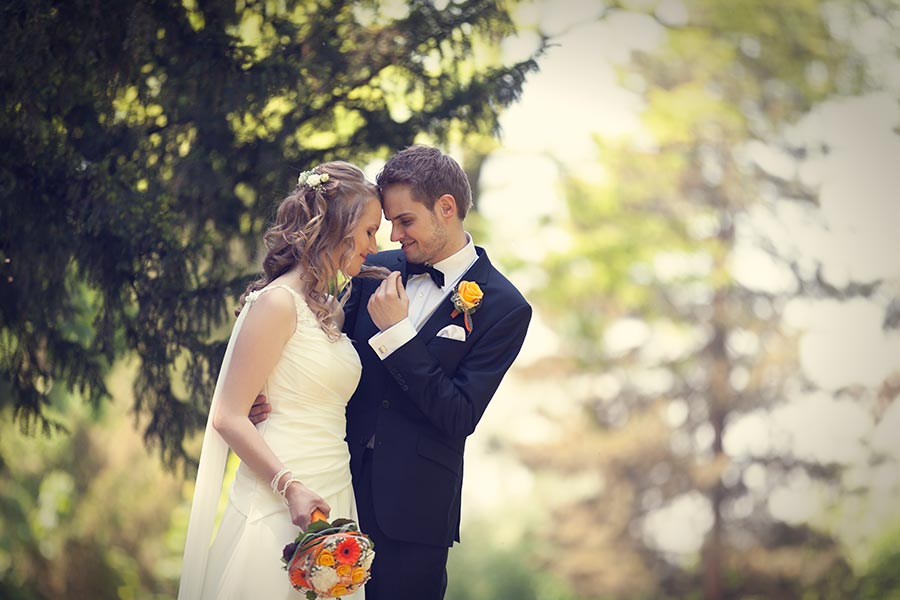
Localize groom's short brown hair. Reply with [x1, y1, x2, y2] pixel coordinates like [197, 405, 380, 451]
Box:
[376, 145, 473, 219]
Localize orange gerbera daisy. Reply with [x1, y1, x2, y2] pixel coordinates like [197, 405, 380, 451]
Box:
[335, 538, 361, 564]
[289, 566, 308, 588]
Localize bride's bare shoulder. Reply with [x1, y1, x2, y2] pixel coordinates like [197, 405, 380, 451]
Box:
[242, 286, 298, 335]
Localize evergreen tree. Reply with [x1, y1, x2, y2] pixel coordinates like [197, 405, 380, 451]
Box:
[0, 0, 541, 467]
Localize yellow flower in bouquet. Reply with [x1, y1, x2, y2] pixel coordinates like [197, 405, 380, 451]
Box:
[281, 509, 375, 599]
[335, 564, 352, 578]
[351, 567, 367, 585]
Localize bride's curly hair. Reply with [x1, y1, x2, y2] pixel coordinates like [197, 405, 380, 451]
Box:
[238, 161, 385, 339]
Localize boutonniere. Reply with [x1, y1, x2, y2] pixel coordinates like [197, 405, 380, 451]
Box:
[450, 281, 483, 333]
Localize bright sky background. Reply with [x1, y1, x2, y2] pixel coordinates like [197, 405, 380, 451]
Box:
[438, 0, 900, 565]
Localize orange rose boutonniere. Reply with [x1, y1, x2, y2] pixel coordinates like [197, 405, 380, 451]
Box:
[450, 281, 483, 333]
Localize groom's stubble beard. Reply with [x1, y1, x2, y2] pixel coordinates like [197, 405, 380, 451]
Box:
[405, 211, 449, 265]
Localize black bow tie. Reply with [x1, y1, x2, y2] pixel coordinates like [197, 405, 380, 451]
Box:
[406, 262, 445, 288]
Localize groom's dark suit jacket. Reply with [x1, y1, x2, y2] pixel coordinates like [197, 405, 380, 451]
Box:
[343, 247, 531, 547]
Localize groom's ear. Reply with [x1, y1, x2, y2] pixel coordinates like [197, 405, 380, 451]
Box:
[435, 194, 458, 219]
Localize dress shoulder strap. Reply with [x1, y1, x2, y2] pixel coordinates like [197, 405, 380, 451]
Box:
[244, 283, 302, 305]
[247, 284, 319, 329]
[263, 283, 305, 304]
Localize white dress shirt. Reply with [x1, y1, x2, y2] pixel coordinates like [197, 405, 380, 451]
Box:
[369, 233, 478, 359]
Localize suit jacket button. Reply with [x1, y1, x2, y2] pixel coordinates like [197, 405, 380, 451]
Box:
[382, 400, 390, 408]
[401, 385, 409, 391]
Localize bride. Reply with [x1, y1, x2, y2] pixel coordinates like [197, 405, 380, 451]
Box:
[178, 162, 384, 600]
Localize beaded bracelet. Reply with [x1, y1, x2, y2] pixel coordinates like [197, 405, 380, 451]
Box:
[278, 477, 300, 505]
[271, 468, 291, 495]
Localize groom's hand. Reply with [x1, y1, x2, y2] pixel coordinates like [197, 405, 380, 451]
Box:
[248, 394, 271, 425]
[367, 271, 409, 331]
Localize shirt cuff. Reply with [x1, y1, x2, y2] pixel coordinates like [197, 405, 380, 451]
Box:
[368, 318, 417, 359]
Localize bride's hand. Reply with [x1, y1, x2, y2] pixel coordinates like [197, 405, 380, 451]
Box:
[284, 481, 330, 530]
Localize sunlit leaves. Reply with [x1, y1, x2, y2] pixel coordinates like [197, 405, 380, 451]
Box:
[643, 83, 746, 145]
[0, 0, 542, 466]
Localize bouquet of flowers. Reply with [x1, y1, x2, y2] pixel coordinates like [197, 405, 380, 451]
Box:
[281, 509, 375, 599]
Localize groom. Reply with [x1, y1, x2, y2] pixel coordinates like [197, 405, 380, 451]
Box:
[255, 145, 531, 598]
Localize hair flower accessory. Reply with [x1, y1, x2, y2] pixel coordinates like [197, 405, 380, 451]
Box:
[298, 169, 330, 191]
[450, 280, 483, 333]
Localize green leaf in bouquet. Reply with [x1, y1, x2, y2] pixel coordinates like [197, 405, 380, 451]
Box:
[330, 518, 357, 530]
[294, 530, 322, 549]
[305, 520, 331, 535]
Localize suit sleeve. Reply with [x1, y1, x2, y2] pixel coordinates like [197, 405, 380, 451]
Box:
[381, 302, 532, 438]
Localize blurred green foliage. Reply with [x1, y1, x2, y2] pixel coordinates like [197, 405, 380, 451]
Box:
[525, 0, 900, 598]
[0, 365, 185, 597]
[446, 517, 584, 600]
[0, 0, 542, 468]
[3, 0, 900, 598]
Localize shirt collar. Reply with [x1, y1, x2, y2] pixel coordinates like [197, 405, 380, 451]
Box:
[431, 232, 477, 288]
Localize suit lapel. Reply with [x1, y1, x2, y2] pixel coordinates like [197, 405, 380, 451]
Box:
[416, 247, 492, 342]
[394, 253, 409, 283]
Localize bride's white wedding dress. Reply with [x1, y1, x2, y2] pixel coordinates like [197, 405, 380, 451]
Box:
[178, 284, 364, 600]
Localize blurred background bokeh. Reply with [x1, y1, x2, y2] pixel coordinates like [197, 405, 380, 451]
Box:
[2, 0, 899, 598]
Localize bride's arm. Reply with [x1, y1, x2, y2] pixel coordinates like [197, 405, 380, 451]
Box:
[211, 287, 330, 530]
